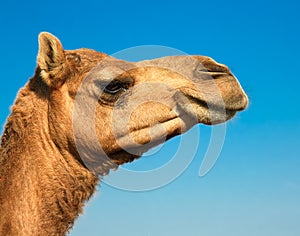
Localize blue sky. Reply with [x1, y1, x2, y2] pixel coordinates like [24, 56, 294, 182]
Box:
[1, 0, 300, 235]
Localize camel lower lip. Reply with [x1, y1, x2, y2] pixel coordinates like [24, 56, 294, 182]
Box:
[202, 109, 237, 125]
[110, 117, 183, 157]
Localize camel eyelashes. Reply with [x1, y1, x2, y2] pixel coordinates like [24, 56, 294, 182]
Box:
[96, 80, 129, 105]
[99, 77, 134, 95]
[103, 81, 126, 94]
[97, 78, 134, 104]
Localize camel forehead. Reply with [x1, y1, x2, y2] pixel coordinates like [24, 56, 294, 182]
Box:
[137, 56, 202, 79]
[84, 55, 209, 79]
[138, 55, 201, 66]
[65, 46, 222, 77]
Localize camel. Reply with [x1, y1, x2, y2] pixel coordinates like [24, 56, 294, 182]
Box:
[0, 32, 248, 235]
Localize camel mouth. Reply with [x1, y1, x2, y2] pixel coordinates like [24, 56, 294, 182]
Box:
[184, 94, 247, 125]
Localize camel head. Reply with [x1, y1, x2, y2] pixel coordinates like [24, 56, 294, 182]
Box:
[36, 32, 248, 174]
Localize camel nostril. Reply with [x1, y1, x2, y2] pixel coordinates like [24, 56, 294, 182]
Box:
[199, 58, 230, 73]
[205, 64, 230, 73]
[194, 64, 230, 80]
[194, 60, 230, 78]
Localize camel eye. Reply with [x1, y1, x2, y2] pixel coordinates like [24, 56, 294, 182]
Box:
[97, 77, 134, 105]
[103, 81, 125, 94]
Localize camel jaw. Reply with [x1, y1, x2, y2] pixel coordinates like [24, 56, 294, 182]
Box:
[108, 106, 238, 165]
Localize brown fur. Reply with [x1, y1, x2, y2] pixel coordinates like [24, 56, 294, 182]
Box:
[0, 32, 248, 235]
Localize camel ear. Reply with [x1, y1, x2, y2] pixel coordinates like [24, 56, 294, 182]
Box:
[37, 32, 66, 87]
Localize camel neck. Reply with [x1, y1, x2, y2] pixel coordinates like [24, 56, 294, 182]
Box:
[0, 81, 98, 235]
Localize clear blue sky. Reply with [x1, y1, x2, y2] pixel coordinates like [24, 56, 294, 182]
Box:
[1, 0, 300, 235]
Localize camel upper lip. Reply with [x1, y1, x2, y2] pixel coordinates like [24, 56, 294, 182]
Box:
[186, 94, 247, 113]
[179, 92, 248, 125]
